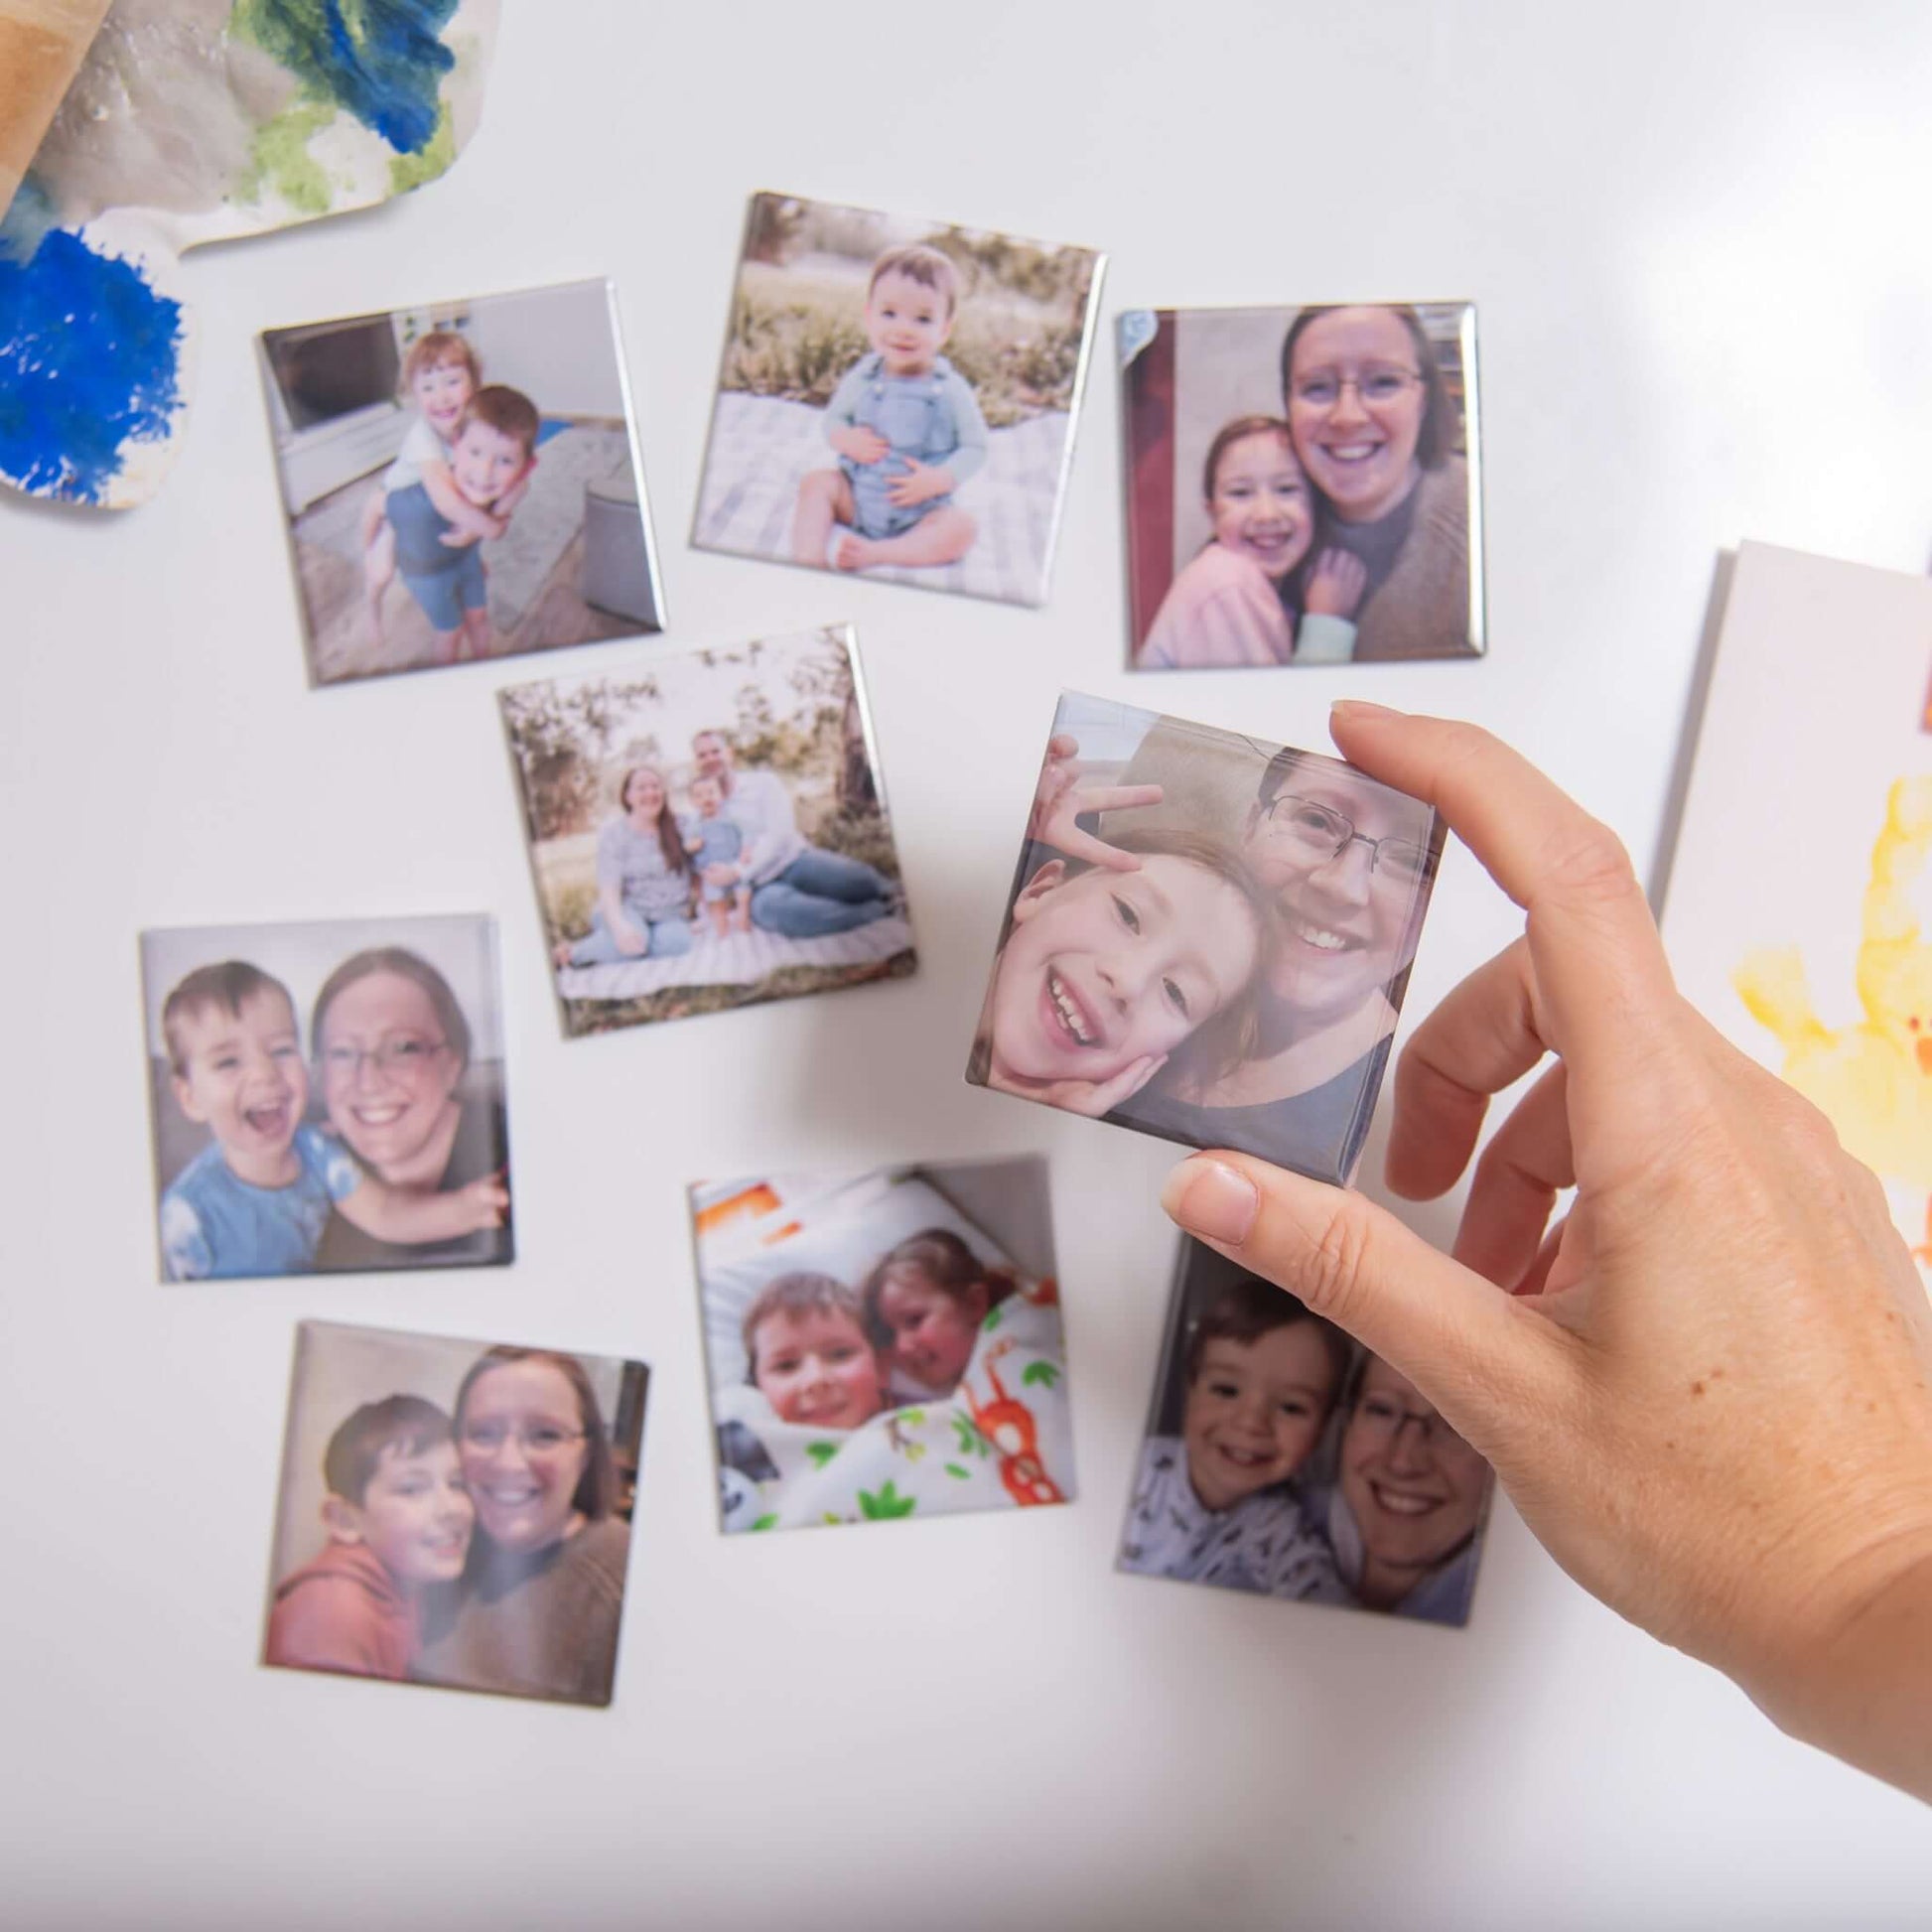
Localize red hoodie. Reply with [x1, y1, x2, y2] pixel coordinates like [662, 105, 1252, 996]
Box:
[264, 1540, 417, 1680]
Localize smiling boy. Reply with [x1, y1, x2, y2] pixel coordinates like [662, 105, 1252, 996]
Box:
[789, 242, 989, 573]
[265, 1396, 474, 1680]
[1120, 1276, 1351, 1599]
[742, 1272, 887, 1432]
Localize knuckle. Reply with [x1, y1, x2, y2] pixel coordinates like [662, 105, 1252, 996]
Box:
[1288, 1192, 1379, 1329]
[1538, 817, 1639, 910]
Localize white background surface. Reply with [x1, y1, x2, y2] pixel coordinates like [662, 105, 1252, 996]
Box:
[5, 4, 1932, 1927]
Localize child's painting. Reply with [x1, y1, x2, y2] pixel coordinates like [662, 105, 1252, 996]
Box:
[966, 693, 1444, 1184]
[500, 626, 916, 1039]
[1119, 1239, 1493, 1626]
[689, 1159, 1072, 1536]
[139, 914, 511, 1283]
[1120, 304, 1484, 668]
[259, 279, 663, 684]
[1, 1, 500, 510]
[1660, 541, 1932, 1279]
[265, 1320, 647, 1707]
[691, 192, 1104, 609]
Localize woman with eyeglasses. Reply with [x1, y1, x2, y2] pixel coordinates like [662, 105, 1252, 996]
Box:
[414, 1349, 630, 1706]
[1134, 746, 1439, 1180]
[310, 947, 512, 1271]
[1279, 305, 1475, 661]
[1326, 1353, 1493, 1623]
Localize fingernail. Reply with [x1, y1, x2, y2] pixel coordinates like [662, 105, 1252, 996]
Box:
[1161, 1159, 1258, 1247]
[1330, 700, 1401, 723]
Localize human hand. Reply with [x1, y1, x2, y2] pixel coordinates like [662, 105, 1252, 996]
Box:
[1027, 733, 1164, 874]
[886, 458, 953, 506]
[454, 1172, 509, 1232]
[1304, 547, 1367, 620]
[438, 526, 481, 549]
[990, 1051, 1168, 1119]
[1161, 705, 1932, 1798]
[615, 916, 649, 957]
[702, 862, 739, 889]
[830, 424, 889, 465]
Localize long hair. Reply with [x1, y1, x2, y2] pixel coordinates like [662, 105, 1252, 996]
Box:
[452, 1348, 617, 1525]
[619, 764, 692, 884]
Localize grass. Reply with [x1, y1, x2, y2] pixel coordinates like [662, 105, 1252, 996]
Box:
[562, 949, 917, 1038]
[720, 264, 1087, 427]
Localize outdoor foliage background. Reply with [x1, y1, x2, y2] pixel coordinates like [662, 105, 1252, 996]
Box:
[720, 194, 1098, 427]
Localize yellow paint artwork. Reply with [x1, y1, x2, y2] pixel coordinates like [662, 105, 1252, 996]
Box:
[1734, 775, 1932, 1259]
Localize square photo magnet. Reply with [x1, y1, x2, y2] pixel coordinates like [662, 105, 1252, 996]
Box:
[499, 625, 916, 1038]
[139, 914, 512, 1283]
[689, 1158, 1072, 1535]
[965, 694, 1445, 1183]
[1120, 304, 1484, 668]
[264, 1321, 648, 1706]
[259, 278, 664, 684]
[1119, 1239, 1493, 1626]
[691, 192, 1104, 608]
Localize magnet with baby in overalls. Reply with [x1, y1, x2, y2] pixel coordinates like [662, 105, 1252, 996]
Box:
[692, 193, 1106, 608]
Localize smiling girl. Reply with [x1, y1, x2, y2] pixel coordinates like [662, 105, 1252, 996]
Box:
[1136, 416, 1366, 671]
[969, 827, 1272, 1120]
[862, 1228, 1018, 1399]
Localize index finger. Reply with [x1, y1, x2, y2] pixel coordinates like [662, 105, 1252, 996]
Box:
[1329, 705, 1682, 1116]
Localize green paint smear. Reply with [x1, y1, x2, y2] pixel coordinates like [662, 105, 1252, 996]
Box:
[237, 100, 339, 215]
[389, 102, 454, 195]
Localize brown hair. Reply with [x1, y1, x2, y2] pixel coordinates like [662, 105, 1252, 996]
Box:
[452, 1348, 618, 1525]
[618, 763, 693, 884]
[860, 1228, 1015, 1351]
[968, 827, 1272, 1088]
[323, 1394, 454, 1506]
[1279, 305, 1455, 472]
[1184, 1277, 1350, 1394]
[742, 1271, 867, 1381]
[458, 383, 540, 461]
[1201, 414, 1296, 503]
[161, 961, 295, 1076]
[310, 946, 473, 1074]
[867, 242, 959, 319]
[401, 328, 480, 393]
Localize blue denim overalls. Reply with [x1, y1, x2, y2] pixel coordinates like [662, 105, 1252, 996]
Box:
[839, 353, 962, 539]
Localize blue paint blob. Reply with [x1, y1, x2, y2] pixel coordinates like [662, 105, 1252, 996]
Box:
[0, 228, 183, 504]
[253, 0, 460, 154]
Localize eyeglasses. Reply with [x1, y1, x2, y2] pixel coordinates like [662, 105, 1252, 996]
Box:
[460, 1423, 588, 1458]
[319, 1036, 448, 1080]
[1351, 1396, 1465, 1451]
[1260, 794, 1436, 888]
[1289, 365, 1423, 410]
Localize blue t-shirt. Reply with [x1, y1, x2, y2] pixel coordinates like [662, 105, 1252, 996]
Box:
[685, 812, 743, 872]
[160, 1123, 359, 1282]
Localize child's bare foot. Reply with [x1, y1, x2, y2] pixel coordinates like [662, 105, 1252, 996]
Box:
[733, 905, 752, 934]
[833, 533, 877, 573]
[551, 940, 574, 970]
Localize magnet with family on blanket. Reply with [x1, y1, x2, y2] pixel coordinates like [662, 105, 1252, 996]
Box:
[259, 279, 664, 685]
[692, 192, 1103, 609]
[1120, 303, 1484, 668]
[967, 694, 1445, 1182]
[264, 1320, 647, 1708]
[689, 1159, 1072, 1536]
[500, 626, 916, 1039]
[139, 915, 513, 1283]
[1120, 1240, 1494, 1626]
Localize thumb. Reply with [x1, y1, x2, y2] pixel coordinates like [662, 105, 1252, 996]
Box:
[1160, 1151, 1565, 1444]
